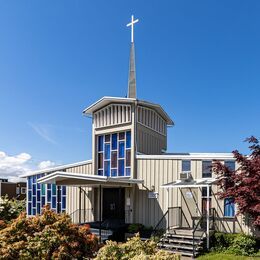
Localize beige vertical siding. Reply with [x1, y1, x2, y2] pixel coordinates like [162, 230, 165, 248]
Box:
[65, 161, 94, 222]
[136, 124, 166, 155]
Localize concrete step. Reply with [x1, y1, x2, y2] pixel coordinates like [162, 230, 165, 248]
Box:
[160, 238, 204, 246]
[158, 242, 202, 252]
[164, 233, 205, 241]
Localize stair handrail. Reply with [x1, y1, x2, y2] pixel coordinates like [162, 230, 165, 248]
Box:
[192, 214, 206, 258]
[152, 209, 169, 237]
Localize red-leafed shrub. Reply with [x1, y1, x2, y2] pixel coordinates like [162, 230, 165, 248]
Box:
[0, 205, 99, 259]
[213, 136, 260, 227]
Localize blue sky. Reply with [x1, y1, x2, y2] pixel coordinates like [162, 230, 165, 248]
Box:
[0, 1, 259, 177]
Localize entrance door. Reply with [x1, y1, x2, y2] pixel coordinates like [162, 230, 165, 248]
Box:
[103, 188, 125, 221]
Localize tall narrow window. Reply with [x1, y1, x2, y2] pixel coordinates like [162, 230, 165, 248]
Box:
[98, 136, 104, 151]
[119, 141, 125, 158]
[126, 131, 131, 148]
[112, 133, 117, 150]
[182, 160, 191, 172]
[224, 198, 235, 217]
[225, 161, 235, 171]
[202, 161, 212, 178]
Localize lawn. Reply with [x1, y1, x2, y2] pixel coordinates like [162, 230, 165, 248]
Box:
[197, 253, 260, 260]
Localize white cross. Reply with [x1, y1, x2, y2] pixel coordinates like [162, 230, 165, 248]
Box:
[127, 15, 139, 43]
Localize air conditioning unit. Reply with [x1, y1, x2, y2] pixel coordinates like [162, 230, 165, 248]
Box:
[179, 171, 192, 181]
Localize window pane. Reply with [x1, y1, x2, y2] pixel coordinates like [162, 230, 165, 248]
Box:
[202, 161, 212, 178]
[98, 170, 103, 176]
[62, 186, 66, 196]
[41, 197, 46, 207]
[28, 177, 32, 189]
[118, 160, 125, 176]
[41, 184, 46, 196]
[126, 168, 131, 176]
[112, 133, 118, 150]
[111, 169, 117, 177]
[119, 132, 125, 140]
[182, 160, 191, 172]
[119, 142, 125, 158]
[224, 198, 235, 217]
[202, 187, 212, 197]
[32, 196, 36, 207]
[98, 135, 104, 151]
[28, 190, 32, 201]
[32, 208, 36, 215]
[62, 197, 66, 210]
[47, 190, 51, 202]
[32, 184, 36, 195]
[104, 161, 110, 177]
[37, 190, 41, 202]
[98, 153, 103, 169]
[28, 202, 32, 215]
[126, 131, 131, 148]
[111, 151, 117, 168]
[52, 197, 56, 208]
[225, 161, 235, 171]
[105, 134, 110, 142]
[126, 150, 131, 167]
[104, 144, 110, 160]
[52, 185, 56, 195]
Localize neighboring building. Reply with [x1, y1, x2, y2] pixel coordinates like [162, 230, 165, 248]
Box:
[0, 179, 26, 200]
[21, 16, 254, 255]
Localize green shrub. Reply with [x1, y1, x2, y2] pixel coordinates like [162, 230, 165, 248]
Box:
[0, 205, 99, 259]
[96, 234, 180, 260]
[227, 234, 257, 256]
[211, 232, 258, 256]
[128, 223, 144, 233]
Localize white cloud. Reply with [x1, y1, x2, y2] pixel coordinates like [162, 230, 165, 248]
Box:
[0, 151, 56, 182]
[38, 160, 55, 170]
[0, 151, 31, 182]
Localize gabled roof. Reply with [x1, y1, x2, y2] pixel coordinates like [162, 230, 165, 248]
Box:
[83, 96, 174, 126]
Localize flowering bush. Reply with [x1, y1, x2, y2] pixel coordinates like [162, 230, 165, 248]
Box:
[0, 196, 25, 227]
[95, 234, 180, 259]
[0, 205, 99, 259]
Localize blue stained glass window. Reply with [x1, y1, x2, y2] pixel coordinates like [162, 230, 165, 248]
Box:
[41, 184, 46, 195]
[37, 203, 41, 214]
[52, 197, 56, 208]
[47, 183, 51, 189]
[126, 131, 131, 148]
[98, 136, 104, 151]
[126, 168, 131, 176]
[62, 186, 66, 196]
[41, 197, 46, 207]
[98, 170, 103, 176]
[52, 184, 56, 195]
[32, 176, 36, 183]
[32, 184, 36, 195]
[28, 202, 32, 215]
[33, 208, 36, 215]
[37, 190, 41, 201]
[37, 182, 41, 189]
[224, 198, 235, 217]
[28, 177, 32, 189]
[32, 196, 36, 207]
[119, 142, 125, 158]
[28, 190, 32, 201]
[104, 161, 110, 177]
[118, 160, 124, 176]
[47, 190, 51, 202]
[104, 144, 110, 159]
[62, 197, 66, 209]
[112, 133, 117, 150]
[111, 169, 117, 177]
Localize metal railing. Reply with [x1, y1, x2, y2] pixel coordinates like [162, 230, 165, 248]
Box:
[152, 207, 188, 238]
[70, 208, 93, 224]
[192, 214, 207, 257]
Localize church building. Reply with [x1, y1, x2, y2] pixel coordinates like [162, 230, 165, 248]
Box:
[22, 16, 252, 256]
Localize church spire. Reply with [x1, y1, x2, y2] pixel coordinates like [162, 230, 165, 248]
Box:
[127, 15, 139, 99]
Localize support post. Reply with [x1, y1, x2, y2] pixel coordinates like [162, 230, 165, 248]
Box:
[99, 185, 102, 243]
[206, 185, 210, 249]
[79, 187, 82, 224]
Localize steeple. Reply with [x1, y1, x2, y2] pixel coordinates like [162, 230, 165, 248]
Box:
[127, 15, 139, 99]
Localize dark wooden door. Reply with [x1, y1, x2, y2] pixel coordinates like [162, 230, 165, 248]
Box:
[102, 188, 125, 220]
